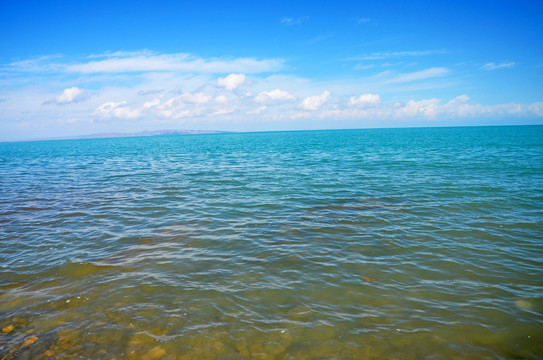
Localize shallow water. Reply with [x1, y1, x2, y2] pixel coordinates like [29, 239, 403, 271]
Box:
[1, 126, 542, 359]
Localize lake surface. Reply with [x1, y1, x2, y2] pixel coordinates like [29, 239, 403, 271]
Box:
[1, 126, 542, 359]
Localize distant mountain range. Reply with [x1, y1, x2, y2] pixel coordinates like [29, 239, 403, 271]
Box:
[41, 129, 230, 141]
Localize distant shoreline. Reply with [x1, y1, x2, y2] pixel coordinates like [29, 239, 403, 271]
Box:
[4, 130, 232, 142]
[1, 124, 542, 143]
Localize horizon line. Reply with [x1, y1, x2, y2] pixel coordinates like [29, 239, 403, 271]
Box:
[1, 123, 542, 144]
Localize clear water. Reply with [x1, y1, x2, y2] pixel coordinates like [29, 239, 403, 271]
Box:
[0, 126, 542, 359]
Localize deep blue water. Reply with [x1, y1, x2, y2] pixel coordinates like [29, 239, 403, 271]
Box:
[1, 126, 542, 359]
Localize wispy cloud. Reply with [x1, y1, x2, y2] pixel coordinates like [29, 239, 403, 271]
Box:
[68, 53, 283, 74]
[87, 50, 154, 59]
[350, 49, 449, 61]
[6, 55, 64, 72]
[384, 67, 450, 84]
[246, 105, 267, 115]
[6, 51, 284, 74]
[281, 16, 309, 26]
[138, 89, 165, 96]
[255, 89, 296, 103]
[309, 33, 335, 44]
[355, 17, 370, 24]
[481, 61, 515, 70]
[354, 63, 376, 71]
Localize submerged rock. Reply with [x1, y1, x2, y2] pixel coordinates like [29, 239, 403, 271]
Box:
[143, 346, 166, 359]
[2, 324, 14, 333]
[21, 335, 38, 348]
[43, 349, 56, 357]
[57, 330, 78, 345]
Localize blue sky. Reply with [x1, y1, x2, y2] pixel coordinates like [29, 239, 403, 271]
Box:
[1, 0, 542, 140]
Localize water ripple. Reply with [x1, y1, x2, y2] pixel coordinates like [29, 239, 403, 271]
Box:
[1, 127, 542, 359]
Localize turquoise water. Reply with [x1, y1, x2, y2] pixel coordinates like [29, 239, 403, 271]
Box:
[0, 126, 542, 359]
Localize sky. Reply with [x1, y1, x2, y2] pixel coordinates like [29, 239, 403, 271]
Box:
[1, 0, 542, 141]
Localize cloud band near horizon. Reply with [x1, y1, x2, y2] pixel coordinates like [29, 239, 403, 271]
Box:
[0, 50, 541, 141]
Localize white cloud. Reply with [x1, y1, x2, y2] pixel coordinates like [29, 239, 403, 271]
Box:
[143, 98, 160, 109]
[161, 108, 203, 119]
[384, 67, 450, 84]
[7, 55, 64, 72]
[177, 92, 211, 104]
[210, 108, 235, 116]
[309, 33, 335, 44]
[136, 91, 226, 120]
[300, 91, 330, 110]
[447, 94, 470, 104]
[88, 50, 154, 59]
[93, 101, 141, 119]
[349, 93, 381, 106]
[2, 50, 542, 141]
[217, 73, 246, 91]
[356, 17, 370, 24]
[481, 62, 515, 70]
[65, 52, 283, 74]
[528, 102, 543, 116]
[247, 106, 267, 115]
[354, 64, 376, 70]
[215, 95, 228, 103]
[5, 52, 284, 75]
[255, 89, 296, 103]
[281, 16, 308, 26]
[351, 50, 448, 61]
[397, 99, 441, 118]
[300, 94, 542, 121]
[56, 87, 89, 104]
[155, 92, 210, 108]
